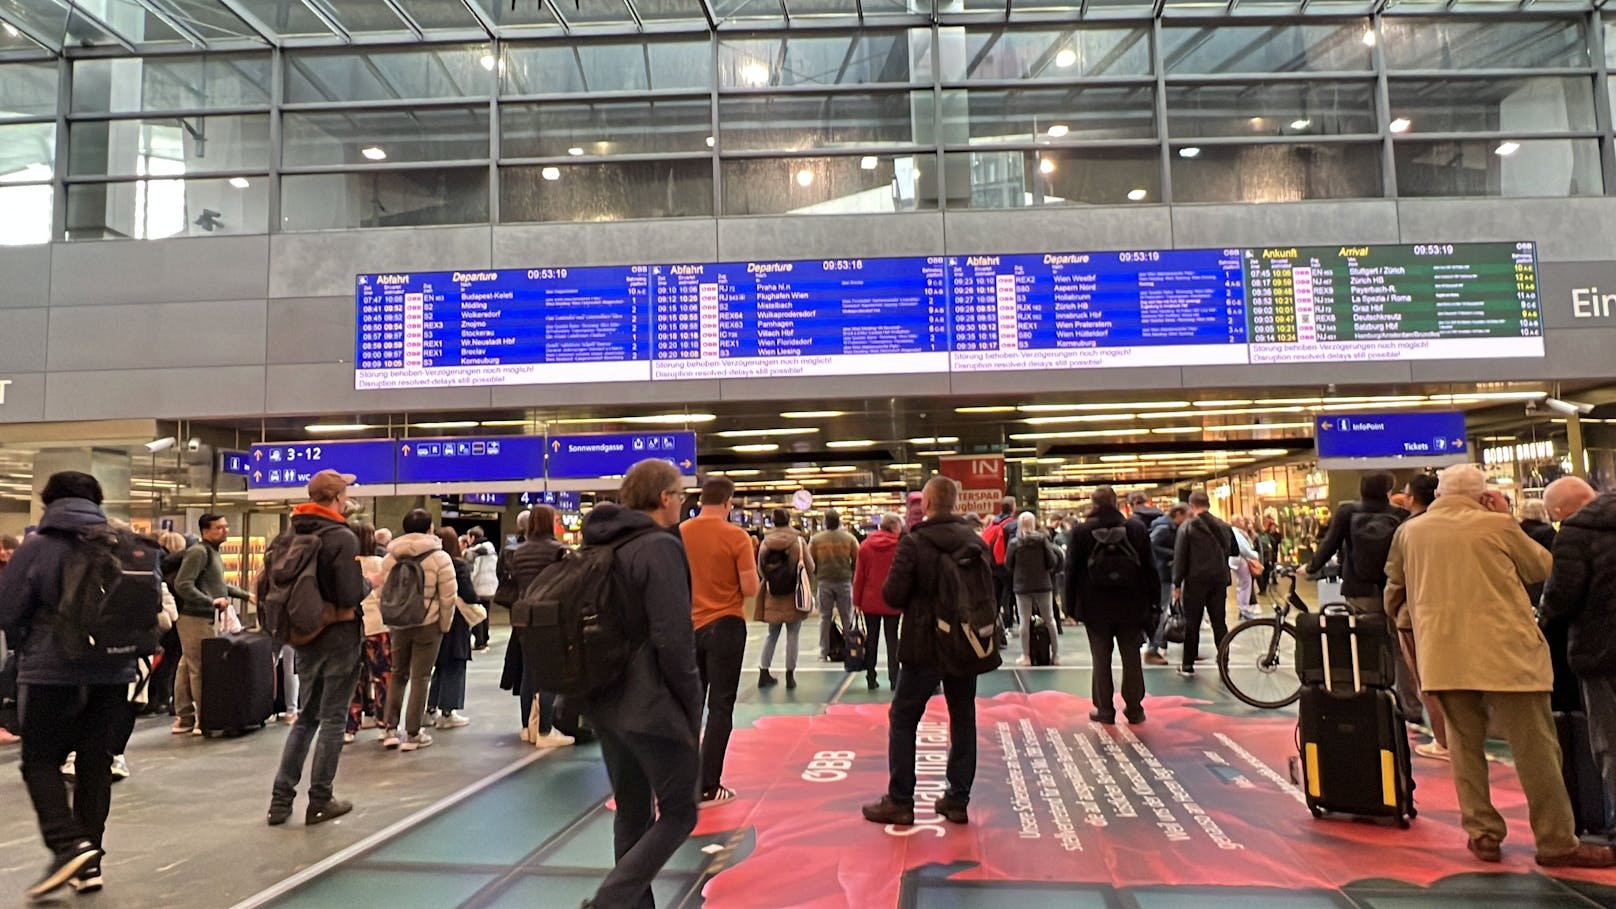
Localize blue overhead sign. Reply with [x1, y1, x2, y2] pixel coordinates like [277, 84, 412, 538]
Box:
[248, 440, 397, 489]
[395, 436, 549, 484]
[220, 450, 251, 476]
[520, 490, 581, 510]
[547, 432, 697, 479]
[1315, 412, 1468, 460]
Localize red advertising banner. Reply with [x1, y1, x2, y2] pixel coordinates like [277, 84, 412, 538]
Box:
[938, 454, 1006, 518]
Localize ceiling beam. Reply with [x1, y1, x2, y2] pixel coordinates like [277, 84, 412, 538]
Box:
[214, 0, 281, 46]
[622, 0, 645, 29]
[0, 10, 63, 54]
[297, 0, 352, 43]
[378, 0, 425, 38]
[135, 0, 208, 48]
[455, 0, 498, 37]
[63, 1, 138, 52]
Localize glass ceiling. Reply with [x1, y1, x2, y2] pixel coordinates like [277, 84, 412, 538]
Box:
[0, 0, 1606, 56]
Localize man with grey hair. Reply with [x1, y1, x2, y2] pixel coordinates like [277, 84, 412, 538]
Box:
[1387, 464, 1613, 867]
[1541, 475, 1616, 833]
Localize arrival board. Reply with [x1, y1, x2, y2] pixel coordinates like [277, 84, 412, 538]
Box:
[354, 243, 1543, 390]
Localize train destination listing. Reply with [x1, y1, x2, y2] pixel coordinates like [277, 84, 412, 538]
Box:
[353, 242, 1545, 391]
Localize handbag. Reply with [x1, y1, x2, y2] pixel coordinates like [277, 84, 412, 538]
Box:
[842, 613, 869, 673]
[793, 539, 814, 614]
[1160, 599, 1187, 645]
[215, 603, 244, 636]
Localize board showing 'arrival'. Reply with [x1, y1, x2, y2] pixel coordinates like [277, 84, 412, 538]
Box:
[354, 241, 1543, 391]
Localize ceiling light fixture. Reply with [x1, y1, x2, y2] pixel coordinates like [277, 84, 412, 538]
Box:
[1023, 414, 1136, 426]
[1289, 119, 1312, 131]
[917, 450, 958, 457]
[1038, 158, 1055, 175]
[480, 419, 530, 427]
[907, 436, 959, 445]
[1127, 188, 1148, 202]
[1178, 146, 1202, 159]
[1150, 427, 1203, 435]
[412, 421, 480, 429]
[826, 440, 878, 449]
[541, 166, 561, 181]
[360, 146, 387, 161]
[1495, 141, 1521, 156]
[887, 463, 922, 470]
[228, 177, 251, 189]
[1194, 399, 1255, 408]
[714, 427, 819, 438]
[1019, 401, 1189, 413]
[1205, 421, 1313, 432]
[733, 443, 779, 453]
[795, 169, 815, 187]
[1389, 117, 1412, 134]
[1055, 48, 1077, 68]
[781, 410, 845, 419]
[479, 53, 497, 71]
[955, 405, 1016, 414]
[860, 156, 879, 170]
[1362, 29, 1377, 46]
[1010, 429, 1150, 441]
[567, 147, 585, 156]
[304, 423, 373, 433]
[614, 413, 717, 425]
[1047, 124, 1069, 138]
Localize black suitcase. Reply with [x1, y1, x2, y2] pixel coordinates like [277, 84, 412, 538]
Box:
[1295, 608, 1397, 692]
[1556, 711, 1608, 835]
[1298, 685, 1416, 827]
[1028, 616, 1052, 667]
[200, 632, 276, 736]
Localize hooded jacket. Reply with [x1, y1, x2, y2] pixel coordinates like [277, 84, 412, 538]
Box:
[577, 503, 703, 742]
[755, 527, 812, 625]
[883, 514, 997, 673]
[1147, 513, 1178, 580]
[281, 504, 365, 643]
[852, 529, 901, 617]
[376, 532, 461, 632]
[1541, 492, 1616, 677]
[0, 498, 141, 687]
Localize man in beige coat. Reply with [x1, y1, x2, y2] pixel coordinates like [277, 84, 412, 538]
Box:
[1386, 464, 1614, 867]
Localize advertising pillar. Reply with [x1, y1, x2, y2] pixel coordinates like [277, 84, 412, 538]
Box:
[939, 454, 1006, 519]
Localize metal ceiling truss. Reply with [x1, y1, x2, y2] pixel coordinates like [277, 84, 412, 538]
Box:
[297, 0, 352, 42]
[377, 0, 425, 38]
[62, 1, 138, 52]
[0, 9, 62, 54]
[455, 0, 498, 37]
[135, 0, 207, 47]
[214, 0, 280, 45]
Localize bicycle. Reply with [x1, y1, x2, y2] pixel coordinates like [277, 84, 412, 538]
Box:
[1217, 566, 1317, 709]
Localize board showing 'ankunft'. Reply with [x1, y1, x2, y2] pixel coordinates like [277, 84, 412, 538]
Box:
[354, 242, 1543, 391]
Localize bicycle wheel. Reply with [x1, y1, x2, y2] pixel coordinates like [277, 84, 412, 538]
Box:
[1218, 618, 1302, 709]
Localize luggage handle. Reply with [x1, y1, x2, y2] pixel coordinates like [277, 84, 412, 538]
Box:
[1318, 607, 1363, 694]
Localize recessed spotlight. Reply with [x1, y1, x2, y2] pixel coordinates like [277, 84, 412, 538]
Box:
[1127, 188, 1148, 202]
[479, 54, 497, 71]
[1178, 147, 1201, 159]
[1289, 119, 1312, 131]
[706, 135, 716, 148]
[1038, 158, 1055, 175]
[1362, 29, 1377, 47]
[361, 146, 387, 161]
[740, 61, 770, 86]
[567, 147, 585, 156]
[1047, 124, 1069, 138]
[541, 166, 561, 181]
[1389, 117, 1412, 134]
[1054, 48, 1077, 68]
[1495, 141, 1521, 157]
[860, 156, 878, 170]
[795, 169, 814, 187]
[228, 177, 251, 189]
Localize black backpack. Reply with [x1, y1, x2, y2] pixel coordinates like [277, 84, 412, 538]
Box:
[923, 533, 1002, 677]
[379, 553, 431, 627]
[760, 544, 798, 597]
[55, 525, 163, 662]
[1348, 510, 1401, 586]
[492, 546, 519, 608]
[512, 529, 654, 697]
[259, 526, 343, 646]
[1087, 526, 1142, 590]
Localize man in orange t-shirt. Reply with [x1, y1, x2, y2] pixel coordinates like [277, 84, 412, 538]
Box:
[682, 476, 761, 807]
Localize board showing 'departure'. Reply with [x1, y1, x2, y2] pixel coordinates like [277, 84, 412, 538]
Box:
[354, 241, 1543, 391]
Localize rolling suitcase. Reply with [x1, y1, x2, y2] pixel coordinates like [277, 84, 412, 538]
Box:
[200, 631, 276, 736]
[1556, 711, 1608, 835]
[1295, 608, 1397, 692]
[1028, 615, 1053, 667]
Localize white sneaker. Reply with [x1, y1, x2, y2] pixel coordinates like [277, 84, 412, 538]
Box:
[110, 755, 130, 780]
[1415, 741, 1450, 762]
[532, 729, 576, 749]
[342, 733, 356, 745]
[1015, 657, 1032, 667]
[382, 731, 401, 749]
[436, 712, 470, 729]
[400, 733, 433, 752]
[61, 753, 76, 778]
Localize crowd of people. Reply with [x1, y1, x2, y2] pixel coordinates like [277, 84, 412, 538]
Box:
[7, 457, 1616, 906]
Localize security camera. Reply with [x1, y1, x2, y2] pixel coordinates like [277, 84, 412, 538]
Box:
[144, 437, 177, 454]
[1544, 398, 1595, 416]
[186, 438, 202, 453]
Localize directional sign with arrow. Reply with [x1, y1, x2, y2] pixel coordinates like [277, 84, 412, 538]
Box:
[548, 432, 699, 479]
[394, 435, 549, 485]
[1314, 412, 1468, 460]
[247, 440, 396, 489]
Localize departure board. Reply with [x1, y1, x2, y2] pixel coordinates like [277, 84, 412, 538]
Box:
[1244, 242, 1544, 364]
[354, 242, 1544, 390]
[649, 257, 950, 380]
[946, 249, 1249, 372]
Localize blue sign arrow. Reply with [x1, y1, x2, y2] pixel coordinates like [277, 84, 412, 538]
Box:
[1315, 412, 1468, 460]
[248, 440, 396, 489]
[547, 432, 698, 479]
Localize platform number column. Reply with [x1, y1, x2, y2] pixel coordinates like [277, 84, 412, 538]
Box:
[995, 273, 1020, 351]
[403, 292, 425, 369]
[699, 281, 721, 361]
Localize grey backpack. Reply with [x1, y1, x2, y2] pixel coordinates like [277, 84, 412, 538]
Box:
[379, 553, 430, 627]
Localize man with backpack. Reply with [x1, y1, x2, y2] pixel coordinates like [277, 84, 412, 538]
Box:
[0, 472, 162, 900]
[1172, 491, 1238, 676]
[1065, 487, 1159, 723]
[567, 459, 702, 909]
[263, 469, 366, 827]
[1305, 471, 1418, 711]
[980, 497, 1020, 632]
[863, 476, 1000, 827]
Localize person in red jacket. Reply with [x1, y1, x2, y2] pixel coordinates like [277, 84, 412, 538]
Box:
[853, 513, 904, 691]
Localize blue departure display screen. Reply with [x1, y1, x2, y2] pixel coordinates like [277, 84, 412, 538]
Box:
[1315, 412, 1469, 460]
[355, 243, 1544, 390]
[395, 436, 551, 484]
[247, 441, 397, 489]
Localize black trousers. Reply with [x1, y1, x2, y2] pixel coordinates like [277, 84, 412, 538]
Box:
[695, 616, 747, 795]
[19, 684, 125, 854]
[865, 614, 900, 682]
[472, 618, 490, 650]
[593, 724, 699, 909]
[1179, 582, 1229, 670]
[1085, 620, 1146, 715]
[887, 665, 977, 805]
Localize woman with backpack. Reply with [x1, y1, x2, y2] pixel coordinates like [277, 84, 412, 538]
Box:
[346, 522, 390, 745]
[426, 530, 486, 730]
[376, 510, 463, 752]
[755, 508, 813, 690]
[500, 507, 575, 748]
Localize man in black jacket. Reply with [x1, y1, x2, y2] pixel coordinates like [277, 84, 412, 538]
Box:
[580, 459, 702, 909]
[1066, 487, 1160, 723]
[863, 476, 997, 828]
[1144, 503, 1188, 666]
[267, 470, 366, 827]
[1173, 491, 1237, 675]
[1542, 476, 1616, 817]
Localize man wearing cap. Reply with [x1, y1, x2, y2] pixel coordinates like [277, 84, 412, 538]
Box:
[266, 470, 366, 827]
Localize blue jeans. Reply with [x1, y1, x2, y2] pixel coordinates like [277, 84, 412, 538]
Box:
[817, 580, 854, 658]
[272, 622, 362, 808]
[887, 665, 977, 805]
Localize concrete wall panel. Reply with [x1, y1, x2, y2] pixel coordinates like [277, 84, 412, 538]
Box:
[493, 221, 719, 268]
[267, 297, 354, 365]
[1396, 198, 1616, 262]
[1172, 201, 1401, 249]
[264, 363, 493, 415]
[268, 227, 493, 298]
[942, 207, 1173, 255]
[49, 235, 269, 306]
[0, 374, 46, 424]
[0, 246, 51, 310]
[717, 213, 945, 262]
[45, 366, 266, 421]
[0, 308, 48, 373]
[48, 300, 268, 371]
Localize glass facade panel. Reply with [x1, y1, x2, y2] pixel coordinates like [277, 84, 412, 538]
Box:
[949, 27, 1152, 81]
[503, 99, 712, 158]
[0, 122, 55, 181]
[0, 184, 52, 246]
[1388, 77, 1596, 134]
[721, 154, 932, 214]
[281, 167, 489, 230]
[282, 108, 490, 167]
[1394, 138, 1602, 197]
[1382, 17, 1589, 70]
[1166, 82, 1377, 138]
[720, 92, 932, 151]
[66, 176, 270, 240]
[941, 86, 1157, 144]
[719, 32, 925, 87]
[1161, 23, 1374, 74]
[68, 115, 271, 177]
[1171, 142, 1383, 202]
[0, 63, 58, 120]
[501, 40, 711, 95]
[72, 55, 272, 113]
[501, 161, 713, 222]
[286, 46, 493, 103]
[944, 147, 1160, 208]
